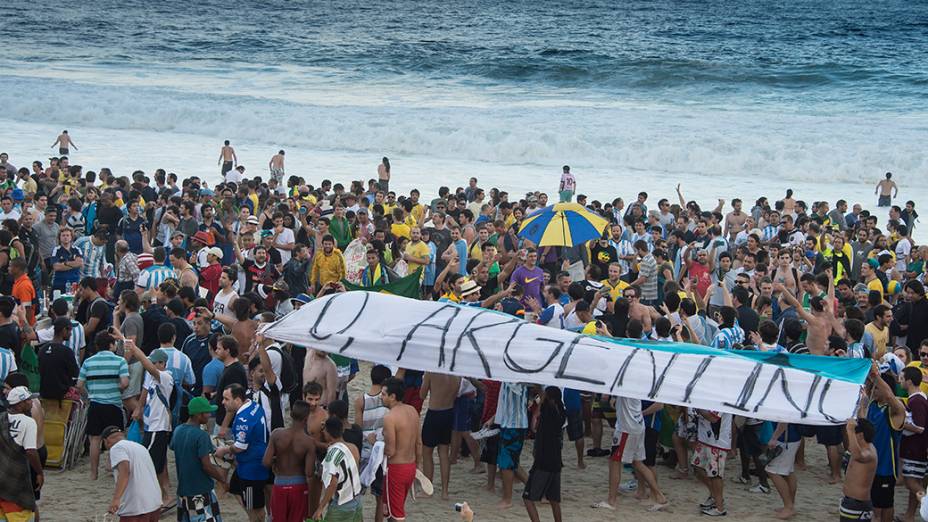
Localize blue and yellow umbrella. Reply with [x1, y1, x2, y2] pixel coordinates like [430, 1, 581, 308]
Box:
[517, 203, 609, 247]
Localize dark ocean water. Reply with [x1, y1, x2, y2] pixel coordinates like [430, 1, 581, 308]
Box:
[0, 0, 926, 181]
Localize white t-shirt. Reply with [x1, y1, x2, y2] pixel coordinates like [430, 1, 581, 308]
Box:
[696, 411, 733, 450]
[322, 442, 362, 506]
[896, 238, 912, 272]
[562, 311, 584, 331]
[142, 371, 174, 432]
[225, 168, 243, 185]
[274, 228, 295, 264]
[8, 413, 37, 450]
[0, 208, 22, 222]
[109, 440, 162, 516]
[614, 396, 645, 435]
[212, 289, 238, 319]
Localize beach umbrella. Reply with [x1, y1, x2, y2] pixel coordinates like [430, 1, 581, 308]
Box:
[517, 202, 609, 247]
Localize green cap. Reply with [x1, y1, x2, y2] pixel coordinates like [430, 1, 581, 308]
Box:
[149, 349, 169, 364]
[187, 396, 217, 415]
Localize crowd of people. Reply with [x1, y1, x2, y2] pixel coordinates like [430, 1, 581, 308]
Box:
[0, 136, 926, 522]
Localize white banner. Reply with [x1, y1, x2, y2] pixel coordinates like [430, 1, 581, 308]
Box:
[261, 292, 864, 425]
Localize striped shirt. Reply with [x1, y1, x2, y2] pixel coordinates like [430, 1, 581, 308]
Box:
[0, 347, 17, 382]
[79, 351, 130, 406]
[711, 325, 746, 351]
[610, 239, 636, 273]
[74, 236, 107, 279]
[37, 319, 86, 366]
[361, 392, 388, 441]
[136, 264, 177, 292]
[761, 225, 779, 243]
[158, 347, 196, 388]
[496, 382, 529, 429]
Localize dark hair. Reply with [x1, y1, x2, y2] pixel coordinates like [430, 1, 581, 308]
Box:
[758, 320, 779, 345]
[328, 399, 349, 420]
[626, 319, 643, 339]
[732, 286, 750, 306]
[655, 317, 672, 338]
[219, 335, 239, 358]
[120, 289, 140, 312]
[844, 318, 865, 342]
[382, 377, 405, 402]
[370, 365, 391, 385]
[157, 323, 176, 344]
[225, 383, 247, 400]
[855, 417, 875, 442]
[904, 366, 923, 387]
[53, 317, 72, 337]
[303, 381, 323, 397]
[324, 417, 344, 438]
[718, 306, 738, 328]
[783, 318, 804, 341]
[4, 372, 28, 388]
[291, 400, 310, 422]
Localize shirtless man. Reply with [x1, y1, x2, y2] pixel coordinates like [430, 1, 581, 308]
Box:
[875, 172, 898, 207]
[200, 302, 256, 363]
[302, 349, 338, 406]
[771, 251, 799, 297]
[775, 279, 840, 356]
[724, 198, 748, 242]
[302, 381, 330, 517]
[218, 140, 237, 178]
[624, 286, 653, 334]
[841, 413, 877, 522]
[420, 372, 461, 500]
[262, 400, 316, 522]
[51, 130, 77, 156]
[268, 150, 285, 192]
[382, 377, 423, 522]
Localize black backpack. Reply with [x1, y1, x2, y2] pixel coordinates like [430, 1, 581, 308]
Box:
[268, 344, 298, 393]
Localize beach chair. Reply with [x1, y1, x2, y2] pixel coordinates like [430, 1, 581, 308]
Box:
[41, 397, 89, 470]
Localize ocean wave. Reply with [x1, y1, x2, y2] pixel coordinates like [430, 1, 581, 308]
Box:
[0, 75, 924, 184]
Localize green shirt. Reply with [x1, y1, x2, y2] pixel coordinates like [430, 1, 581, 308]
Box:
[171, 423, 216, 497]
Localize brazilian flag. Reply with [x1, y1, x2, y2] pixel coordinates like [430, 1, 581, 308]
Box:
[342, 268, 422, 299]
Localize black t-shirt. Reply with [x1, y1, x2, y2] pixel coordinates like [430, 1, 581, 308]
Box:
[0, 322, 22, 362]
[78, 297, 113, 349]
[95, 205, 123, 235]
[590, 243, 619, 278]
[215, 362, 248, 424]
[533, 402, 565, 472]
[141, 305, 168, 355]
[736, 305, 760, 336]
[38, 342, 79, 400]
[343, 423, 364, 452]
[242, 259, 280, 294]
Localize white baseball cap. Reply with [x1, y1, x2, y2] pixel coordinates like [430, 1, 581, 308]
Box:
[6, 386, 34, 405]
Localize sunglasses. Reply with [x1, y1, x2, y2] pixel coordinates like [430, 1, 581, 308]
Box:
[921, 352, 928, 358]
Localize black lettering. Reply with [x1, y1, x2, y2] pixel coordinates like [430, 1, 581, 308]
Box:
[308, 292, 368, 353]
[504, 330, 565, 374]
[722, 362, 763, 411]
[449, 310, 517, 377]
[816, 379, 843, 424]
[682, 356, 715, 403]
[396, 304, 460, 365]
[648, 353, 680, 399]
[555, 335, 606, 386]
[752, 368, 820, 419]
[610, 348, 639, 392]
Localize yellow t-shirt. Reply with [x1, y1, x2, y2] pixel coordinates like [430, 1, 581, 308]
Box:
[404, 215, 417, 229]
[391, 222, 411, 241]
[410, 203, 425, 224]
[907, 361, 928, 395]
[866, 278, 884, 298]
[600, 278, 630, 301]
[865, 322, 889, 360]
[405, 240, 431, 279]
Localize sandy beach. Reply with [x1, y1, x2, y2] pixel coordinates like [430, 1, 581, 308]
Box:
[41, 362, 903, 522]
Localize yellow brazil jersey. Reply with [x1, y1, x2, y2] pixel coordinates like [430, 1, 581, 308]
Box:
[907, 361, 928, 395]
[391, 222, 411, 241]
[405, 240, 431, 280]
[410, 203, 425, 224]
[600, 278, 630, 301]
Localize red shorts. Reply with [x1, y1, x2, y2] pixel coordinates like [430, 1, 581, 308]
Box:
[118, 510, 161, 522]
[403, 387, 423, 414]
[271, 483, 308, 522]
[384, 462, 417, 521]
